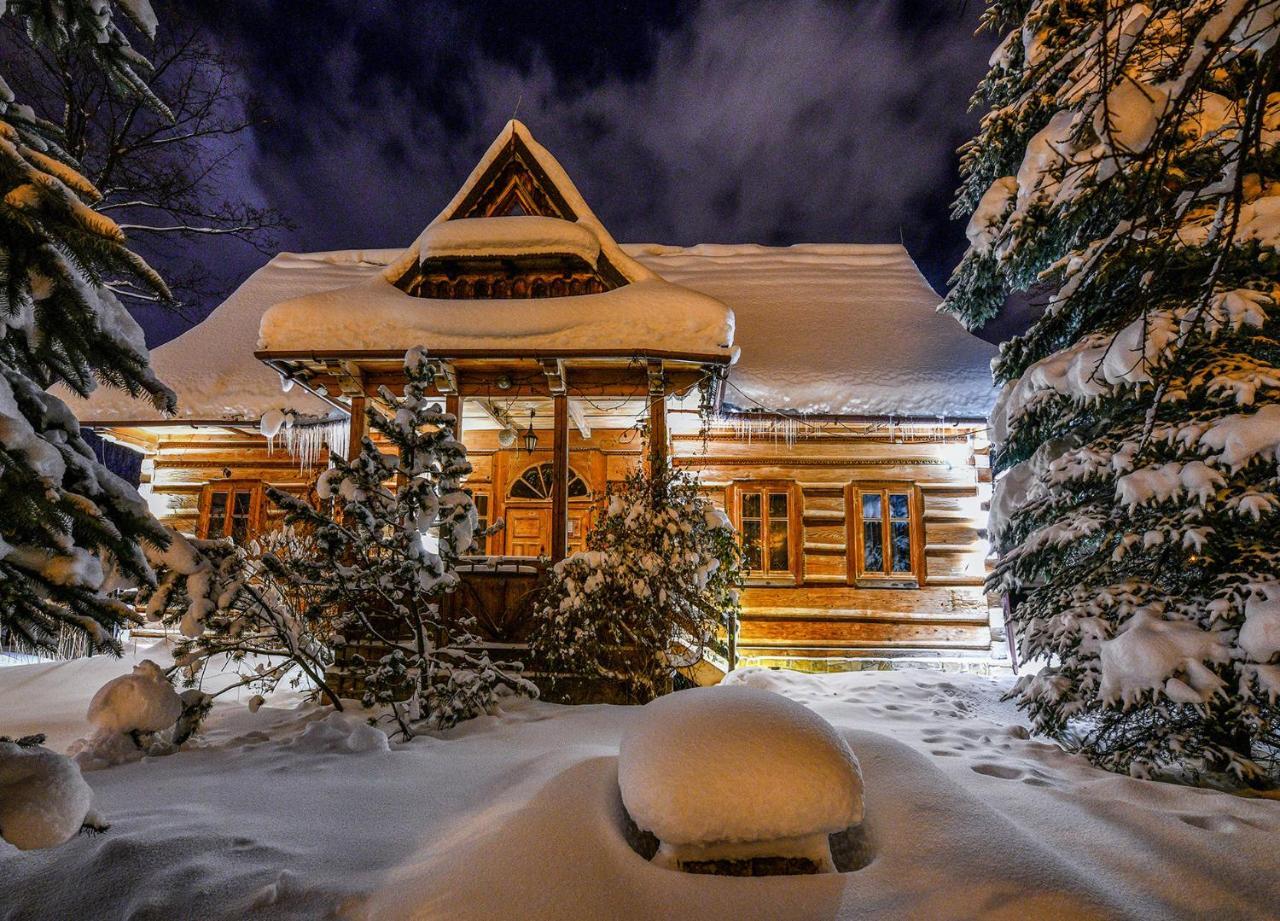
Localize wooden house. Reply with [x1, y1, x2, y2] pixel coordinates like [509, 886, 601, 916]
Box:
[69, 120, 1001, 675]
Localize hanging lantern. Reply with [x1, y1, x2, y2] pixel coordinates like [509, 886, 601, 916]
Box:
[522, 410, 538, 454]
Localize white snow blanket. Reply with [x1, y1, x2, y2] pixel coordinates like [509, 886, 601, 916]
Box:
[2, 643, 1277, 918]
[618, 685, 861, 851]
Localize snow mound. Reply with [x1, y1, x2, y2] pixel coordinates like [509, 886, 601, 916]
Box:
[0, 739, 101, 850]
[410, 215, 602, 263]
[618, 686, 862, 871]
[282, 712, 390, 755]
[85, 659, 182, 735]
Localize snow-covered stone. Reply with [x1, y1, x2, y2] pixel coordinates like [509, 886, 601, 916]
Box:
[618, 685, 862, 873]
[85, 660, 183, 735]
[0, 740, 101, 850]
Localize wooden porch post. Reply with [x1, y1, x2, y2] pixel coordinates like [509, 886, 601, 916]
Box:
[347, 395, 366, 462]
[647, 362, 667, 474]
[445, 394, 462, 443]
[551, 394, 569, 562]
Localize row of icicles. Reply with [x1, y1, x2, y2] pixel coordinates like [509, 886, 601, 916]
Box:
[259, 408, 350, 470]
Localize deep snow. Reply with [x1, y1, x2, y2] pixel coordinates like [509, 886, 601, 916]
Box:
[1, 640, 1277, 920]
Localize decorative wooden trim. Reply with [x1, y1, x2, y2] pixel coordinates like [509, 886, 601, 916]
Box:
[845, 482, 925, 587]
[676, 456, 951, 468]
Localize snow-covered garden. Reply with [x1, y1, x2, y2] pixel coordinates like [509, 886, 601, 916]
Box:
[2, 641, 1278, 919]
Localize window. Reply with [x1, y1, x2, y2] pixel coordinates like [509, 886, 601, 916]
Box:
[732, 483, 796, 579]
[466, 489, 490, 554]
[848, 484, 920, 583]
[199, 482, 263, 542]
[508, 462, 589, 500]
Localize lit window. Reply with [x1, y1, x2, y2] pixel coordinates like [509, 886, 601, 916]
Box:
[735, 484, 794, 577]
[849, 484, 919, 582]
[200, 483, 262, 542]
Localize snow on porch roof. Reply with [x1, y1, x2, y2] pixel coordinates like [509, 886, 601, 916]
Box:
[626, 243, 998, 419]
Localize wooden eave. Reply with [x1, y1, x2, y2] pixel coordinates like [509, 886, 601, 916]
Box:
[255, 349, 728, 406]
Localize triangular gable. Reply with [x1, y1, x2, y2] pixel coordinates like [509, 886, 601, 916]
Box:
[383, 120, 657, 289]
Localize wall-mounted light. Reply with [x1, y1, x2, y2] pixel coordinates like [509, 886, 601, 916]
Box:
[522, 410, 538, 454]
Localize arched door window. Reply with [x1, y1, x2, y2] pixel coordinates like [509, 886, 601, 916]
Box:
[509, 462, 589, 500]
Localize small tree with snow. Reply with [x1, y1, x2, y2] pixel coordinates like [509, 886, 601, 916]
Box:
[269, 348, 533, 733]
[946, 2, 1280, 782]
[531, 464, 745, 703]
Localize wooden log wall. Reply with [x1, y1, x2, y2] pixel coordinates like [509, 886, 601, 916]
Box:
[672, 424, 995, 664]
[107, 419, 995, 664]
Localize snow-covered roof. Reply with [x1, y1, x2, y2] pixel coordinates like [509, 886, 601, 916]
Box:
[74, 243, 996, 425]
[627, 244, 998, 419]
[74, 119, 996, 425]
[259, 120, 736, 360]
[66, 251, 398, 424]
[407, 215, 601, 263]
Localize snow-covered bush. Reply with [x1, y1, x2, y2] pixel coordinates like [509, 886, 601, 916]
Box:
[530, 465, 745, 703]
[945, 1, 1280, 783]
[157, 527, 344, 727]
[618, 685, 863, 874]
[0, 735, 106, 850]
[269, 348, 534, 734]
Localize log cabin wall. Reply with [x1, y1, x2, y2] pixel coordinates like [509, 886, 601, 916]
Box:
[102, 426, 326, 539]
[671, 423, 995, 668]
[104, 418, 997, 667]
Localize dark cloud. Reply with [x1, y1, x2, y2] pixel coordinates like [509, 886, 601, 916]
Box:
[162, 0, 995, 343]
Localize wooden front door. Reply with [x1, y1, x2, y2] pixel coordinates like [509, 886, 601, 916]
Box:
[505, 503, 593, 557]
[506, 507, 550, 557]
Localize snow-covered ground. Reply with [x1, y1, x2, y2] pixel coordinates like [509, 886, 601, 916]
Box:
[1, 640, 1277, 920]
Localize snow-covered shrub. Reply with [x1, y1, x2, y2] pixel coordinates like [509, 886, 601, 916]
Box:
[618, 686, 863, 874]
[269, 348, 534, 735]
[530, 465, 745, 703]
[0, 735, 106, 850]
[946, 1, 1280, 783]
[158, 527, 344, 727]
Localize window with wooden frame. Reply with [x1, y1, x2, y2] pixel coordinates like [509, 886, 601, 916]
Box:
[847, 483, 922, 585]
[198, 482, 264, 542]
[464, 489, 490, 554]
[728, 481, 799, 581]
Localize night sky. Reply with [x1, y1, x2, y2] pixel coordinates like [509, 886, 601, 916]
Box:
[151, 0, 1005, 346]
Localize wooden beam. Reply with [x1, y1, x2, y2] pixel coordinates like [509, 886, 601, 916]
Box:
[567, 399, 591, 439]
[434, 361, 459, 394]
[541, 358, 566, 395]
[478, 400, 514, 430]
[445, 394, 462, 443]
[647, 361, 667, 474]
[347, 396, 366, 461]
[551, 393, 569, 563]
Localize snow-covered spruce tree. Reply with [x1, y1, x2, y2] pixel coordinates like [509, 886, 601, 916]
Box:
[946, 1, 1280, 782]
[530, 464, 745, 703]
[0, 1, 214, 655]
[269, 348, 534, 734]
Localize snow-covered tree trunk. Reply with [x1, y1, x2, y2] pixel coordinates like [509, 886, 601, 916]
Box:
[946, 1, 1280, 783]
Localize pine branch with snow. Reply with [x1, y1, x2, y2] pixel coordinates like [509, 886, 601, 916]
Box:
[947, 0, 1280, 783]
[0, 1, 195, 656]
[531, 464, 745, 703]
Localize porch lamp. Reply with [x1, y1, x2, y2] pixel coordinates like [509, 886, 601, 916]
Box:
[521, 410, 538, 454]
